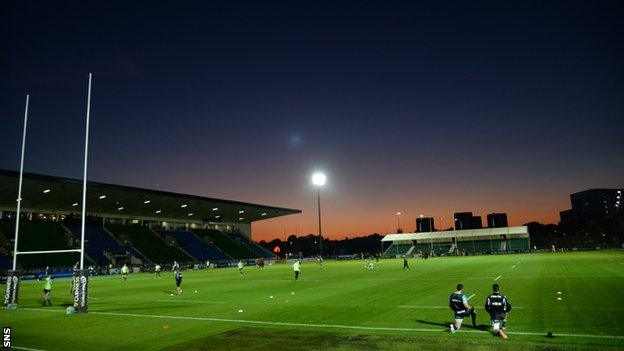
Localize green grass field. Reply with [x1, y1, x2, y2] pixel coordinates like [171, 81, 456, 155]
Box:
[3, 251, 624, 350]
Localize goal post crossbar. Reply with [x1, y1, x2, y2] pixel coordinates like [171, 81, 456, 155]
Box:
[15, 249, 82, 255]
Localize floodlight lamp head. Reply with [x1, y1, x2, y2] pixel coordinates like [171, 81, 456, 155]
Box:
[312, 173, 326, 186]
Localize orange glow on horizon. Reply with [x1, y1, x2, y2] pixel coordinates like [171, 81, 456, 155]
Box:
[252, 209, 560, 242]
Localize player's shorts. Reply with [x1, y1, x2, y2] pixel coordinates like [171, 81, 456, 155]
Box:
[176, 279, 182, 287]
[454, 308, 474, 319]
[491, 313, 506, 329]
[43, 289, 50, 294]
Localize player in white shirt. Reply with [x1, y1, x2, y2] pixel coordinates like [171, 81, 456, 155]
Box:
[237, 260, 244, 277]
[293, 260, 301, 280]
[121, 264, 129, 282]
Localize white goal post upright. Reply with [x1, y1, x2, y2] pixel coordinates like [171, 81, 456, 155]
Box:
[12, 94, 29, 271]
[4, 94, 30, 306]
[80, 72, 92, 270]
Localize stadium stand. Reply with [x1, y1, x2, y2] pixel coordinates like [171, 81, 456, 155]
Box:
[457, 240, 497, 252]
[192, 229, 259, 259]
[0, 253, 10, 269]
[0, 220, 81, 269]
[227, 231, 275, 258]
[413, 243, 432, 252]
[382, 226, 530, 255]
[106, 224, 193, 263]
[157, 230, 231, 261]
[0, 232, 11, 268]
[68, 226, 129, 266]
[383, 243, 412, 257]
[431, 243, 452, 254]
[508, 238, 529, 250]
[0, 169, 300, 270]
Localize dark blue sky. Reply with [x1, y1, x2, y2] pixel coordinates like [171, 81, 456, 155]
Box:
[2, 1, 623, 239]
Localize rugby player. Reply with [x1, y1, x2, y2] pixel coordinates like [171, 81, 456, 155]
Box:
[485, 283, 512, 339]
[449, 283, 477, 332]
[175, 269, 183, 295]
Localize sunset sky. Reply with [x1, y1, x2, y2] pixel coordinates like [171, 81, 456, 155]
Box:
[1, 1, 623, 241]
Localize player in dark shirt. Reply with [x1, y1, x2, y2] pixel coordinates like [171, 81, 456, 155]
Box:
[175, 269, 183, 295]
[484, 284, 512, 339]
[402, 255, 410, 270]
[449, 283, 477, 332]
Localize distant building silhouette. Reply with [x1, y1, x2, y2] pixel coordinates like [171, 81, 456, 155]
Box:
[560, 189, 622, 225]
[471, 216, 483, 229]
[416, 217, 435, 232]
[453, 212, 484, 230]
[559, 188, 623, 241]
[487, 213, 508, 228]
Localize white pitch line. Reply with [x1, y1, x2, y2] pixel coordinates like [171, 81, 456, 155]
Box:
[467, 293, 475, 300]
[397, 305, 526, 310]
[21, 308, 624, 340]
[155, 299, 225, 304]
[18, 308, 624, 340]
[13, 347, 48, 351]
[494, 275, 502, 281]
[511, 265, 516, 269]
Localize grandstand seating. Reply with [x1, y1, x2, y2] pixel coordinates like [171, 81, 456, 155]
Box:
[383, 243, 412, 257]
[69, 226, 128, 266]
[0, 253, 11, 269]
[157, 230, 231, 261]
[122, 244, 151, 264]
[106, 225, 193, 263]
[226, 232, 274, 258]
[500, 240, 507, 251]
[507, 238, 529, 250]
[192, 229, 259, 259]
[413, 243, 432, 252]
[0, 232, 10, 269]
[457, 240, 497, 252]
[0, 220, 81, 269]
[430, 243, 452, 254]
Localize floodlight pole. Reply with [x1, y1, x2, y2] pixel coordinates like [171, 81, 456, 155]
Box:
[12, 94, 29, 271]
[317, 187, 323, 256]
[80, 73, 92, 270]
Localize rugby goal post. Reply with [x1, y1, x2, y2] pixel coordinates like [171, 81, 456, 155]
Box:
[5, 74, 93, 313]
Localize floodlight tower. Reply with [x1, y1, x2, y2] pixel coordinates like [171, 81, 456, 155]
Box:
[312, 172, 326, 255]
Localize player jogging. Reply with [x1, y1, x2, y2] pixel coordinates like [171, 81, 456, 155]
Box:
[449, 283, 477, 332]
[175, 269, 183, 295]
[42, 273, 53, 306]
[485, 283, 512, 339]
[316, 254, 323, 268]
[237, 260, 244, 277]
[155, 264, 162, 278]
[403, 255, 410, 270]
[121, 264, 129, 282]
[293, 259, 301, 280]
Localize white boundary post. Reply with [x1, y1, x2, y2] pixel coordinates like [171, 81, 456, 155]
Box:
[80, 73, 92, 270]
[12, 94, 29, 271]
